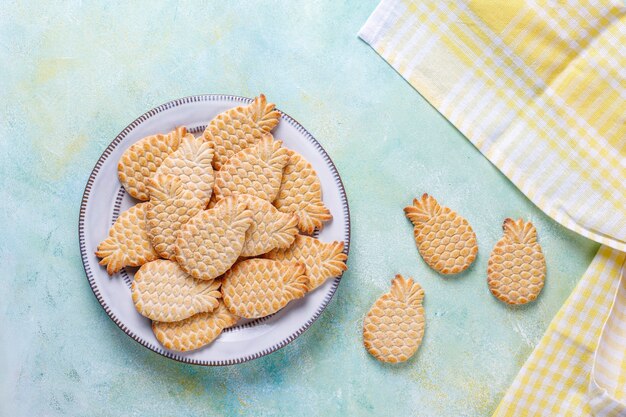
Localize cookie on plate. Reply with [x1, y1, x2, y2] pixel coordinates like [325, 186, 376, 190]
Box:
[131, 260, 221, 322]
[273, 149, 332, 234]
[118, 127, 189, 201]
[175, 195, 253, 280]
[363, 275, 425, 363]
[203, 94, 280, 170]
[152, 301, 238, 352]
[221, 259, 308, 318]
[95, 202, 159, 275]
[155, 134, 214, 205]
[265, 234, 347, 291]
[213, 134, 288, 203]
[146, 174, 204, 260]
[404, 194, 477, 275]
[238, 194, 299, 257]
[487, 218, 546, 305]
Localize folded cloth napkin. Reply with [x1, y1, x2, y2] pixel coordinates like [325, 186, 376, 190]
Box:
[359, 0, 626, 415]
[494, 247, 625, 416]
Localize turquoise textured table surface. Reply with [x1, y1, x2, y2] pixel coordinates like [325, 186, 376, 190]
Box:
[0, 2, 599, 416]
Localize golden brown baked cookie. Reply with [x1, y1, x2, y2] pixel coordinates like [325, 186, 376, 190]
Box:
[363, 275, 425, 363]
[404, 194, 477, 275]
[146, 174, 204, 260]
[487, 218, 546, 305]
[118, 127, 189, 201]
[221, 259, 308, 318]
[155, 134, 214, 205]
[213, 134, 288, 203]
[238, 194, 299, 257]
[175, 196, 253, 280]
[265, 235, 347, 291]
[131, 260, 221, 322]
[203, 94, 280, 170]
[95, 203, 159, 275]
[273, 150, 332, 234]
[152, 301, 238, 352]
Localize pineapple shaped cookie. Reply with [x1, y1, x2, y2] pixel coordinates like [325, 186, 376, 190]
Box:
[363, 275, 425, 363]
[95, 202, 159, 275]
[221, 259, 309, 319]
[404, 194, 477, 275]
[488, 218, 546, 305]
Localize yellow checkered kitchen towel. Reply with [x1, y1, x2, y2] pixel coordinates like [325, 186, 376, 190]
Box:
[359, 0, 626, 415]
[494, 247, 626, 416]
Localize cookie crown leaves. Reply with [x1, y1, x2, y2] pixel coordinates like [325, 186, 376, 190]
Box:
[321, 240, 348, 275]
[214, 301, 239, 327]
[502, 218, 537, 244]
[213, 196, 254, 232]
[248, 94, 281, 131]
[272, 212, 300, 248]
[389, 274, 424, 307]
[281, 261, 309, 294]
[96, 234, 128, 275]
[163, 126, 187, 149]
[404, 193, 442, 225]
[297, 200, 333, 235]
[195, 276, 222, 296]
[192, 278, 222, 311]
[178, 135, 214, 166]
[148, 174, 185, 201]
[256, 134, 289, 168]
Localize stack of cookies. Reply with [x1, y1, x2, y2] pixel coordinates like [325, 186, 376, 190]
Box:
[96, 95, 348, 352]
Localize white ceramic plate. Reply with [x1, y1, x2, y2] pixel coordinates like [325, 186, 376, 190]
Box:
[79, 95, 350, 365]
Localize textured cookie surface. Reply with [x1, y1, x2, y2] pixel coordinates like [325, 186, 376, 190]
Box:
[118, 127, 188, 200]
[238, 194, 299, 257]
[213, 134, 288, 203]
[152, 302, 238, 352]
[273, 149, 332, 234]
[146, 174, 204, 260]
[363, 275, 425, 363]
[175, 196, 253, 280]
[221, 259, 308, 318]
[155, 135, 214, 204]
[95, 203, 159, 275]
[404, 194, 477, 275]
[131, 260, 221, 322]
[488, 218, 546, 305]
[266, 235, 347, 291]
[203, 94, 280, 170]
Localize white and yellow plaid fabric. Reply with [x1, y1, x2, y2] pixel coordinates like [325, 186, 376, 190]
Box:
[359, 0, 626, 415]
[494, 246, 625, 416]
[359, 0, 626, 251]
[589, 255, 626, 416]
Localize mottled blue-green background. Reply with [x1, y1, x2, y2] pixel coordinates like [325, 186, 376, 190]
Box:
[0, 1, 599, 416]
